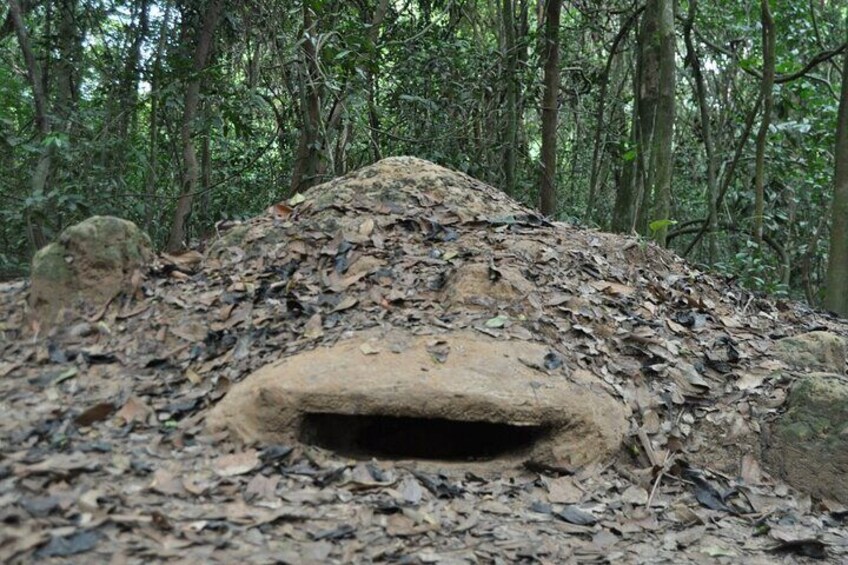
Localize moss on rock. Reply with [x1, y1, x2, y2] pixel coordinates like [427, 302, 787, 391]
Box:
[29, 216, 153, 326]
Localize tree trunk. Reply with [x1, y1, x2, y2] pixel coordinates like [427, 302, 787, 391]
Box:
[585, 8, 641, 223]
[199, 117, 212, 228]
[613, 1, 675, 238]
[144, 6, 171, 234]
[612, 95, 638, 233]
[367, 0, 388, 163]
[118, 0, 148, 138]
[502, 0, 517, 195]
[636, 0, 675, 244]
[683, 0, 718, 263]
[9, 0, 52, 251]
[166, 0, 225, 252]
[824, 26, 848, 316]
[753, 0, 775, 244]
[290, 2, 323, 195]
[54, 0, 80, 127]
[538, 0, 560, 216]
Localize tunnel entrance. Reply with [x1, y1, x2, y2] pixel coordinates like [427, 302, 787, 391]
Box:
[299, 413, 550, 461]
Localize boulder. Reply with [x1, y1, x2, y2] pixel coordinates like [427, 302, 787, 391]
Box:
[763, 373, 848, 503]
[207, 328, 629, 471]
[772, 331, 846, 374]
[29, 216, 153, 325]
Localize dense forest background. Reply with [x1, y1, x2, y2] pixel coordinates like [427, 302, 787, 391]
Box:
[2, 1, 848, 312]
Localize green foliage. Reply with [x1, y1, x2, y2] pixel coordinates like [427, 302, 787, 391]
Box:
[649, 219, 677, 234]
[0, 0, 844, 312]
[717, 243, 790, 298]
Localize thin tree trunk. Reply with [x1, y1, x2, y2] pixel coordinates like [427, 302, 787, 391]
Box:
[335, 118, 351, 176]
[801, 204, 828, 304]
[367, 0, 389, 163]
[144, 6, 170, 234]
[585, 7, 642, 222]
[753, 0, 775, 243]
[824, 24, 848, 315]
[515, 0, 530, 173]
[118, 0, 148, 138]
[612, 73, 639, 233]
[166, 0, 224, 252]
[539, 0, 560, 216]
[613, 1, 675, 239]
[9, 0, 52, 251]
[290, 2, 323, 194]
[199, 118, 212, 228]
[683, 0, 718, 263]
[54, 0, 80, 128]
[502, 0, 517, 194]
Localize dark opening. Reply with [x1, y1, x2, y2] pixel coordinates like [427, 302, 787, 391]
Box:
[299, 413, 549, 461]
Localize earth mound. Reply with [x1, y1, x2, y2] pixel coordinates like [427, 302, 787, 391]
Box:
[1, 156, 848, 562]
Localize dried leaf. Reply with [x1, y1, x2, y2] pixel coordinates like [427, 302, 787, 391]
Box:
[359, 218, 375, 236]
[75, 402, 116, 427]
[185, 367, 203, 385]
[399, 476, 424, 505]
[214, 449, 260, 477]
[269, 202, 294, 219]
[331, 296, 358, 312]
[115, 396, 151, 425]
[478, 500, 512, 515]
[150, 468, 186, 496]
[556, 505, 597, 525]
[35, 531, 101, 559]
[245, 474, 280, 501]
[621, 485, 649, 506]
[303, 313, 324, 339]
[741, 453, 763, 485]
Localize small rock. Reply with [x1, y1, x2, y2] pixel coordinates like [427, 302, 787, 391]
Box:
[772, 332, 846, 374]
[29, 216, 152, 326]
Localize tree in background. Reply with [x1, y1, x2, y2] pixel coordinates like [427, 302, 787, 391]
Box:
[7, 0, 86, 252]
[634, 0, 675, 244]
[752, 0, 775, 245]
[824, 19, 848, 316]
[538, 0, 560, 216]
[166, 0, 225, 252]
[1, 0, 848, 314]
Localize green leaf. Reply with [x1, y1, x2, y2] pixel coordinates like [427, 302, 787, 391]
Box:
[54, 367, 79, 384]
[649, 219, 677, 233]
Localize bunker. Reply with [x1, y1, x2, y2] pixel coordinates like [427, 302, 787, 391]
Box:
[207, 329, 629, 470]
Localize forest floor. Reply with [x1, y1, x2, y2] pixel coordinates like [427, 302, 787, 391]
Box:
[2, 157, 848, 563]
